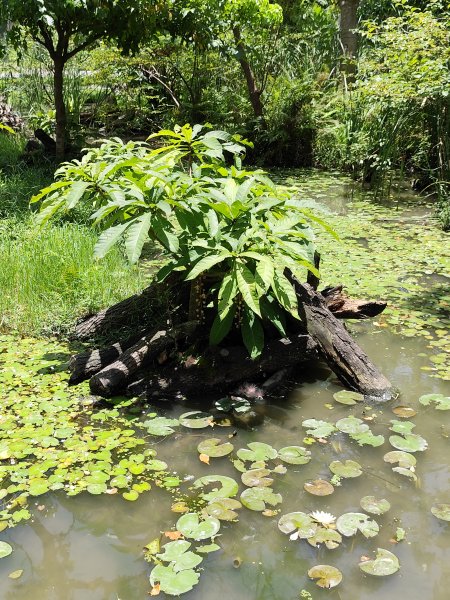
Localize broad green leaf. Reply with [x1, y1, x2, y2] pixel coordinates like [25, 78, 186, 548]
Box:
[65, 180, 92, 209]
[241, 309, 264, 359]
[236, 263, 261, 316]
[389, 433, 428, 452]
[237, 442, 278, 463]
[360, 496, 391, 515]
[185, 252, 229, 281]
[278, 446, 311, 465]
[124, 213, 151, 263]
[278, 512, 317, 539]
[336, 416, 369, 435]
[143, 417, 179, 436]
[179, 411, 213, 429]
[150, 564, 200, 595]
[333, 390, 364, 405]
[431, 504, 450, 522]
[0, 542, 12, 559]
[197, 438, 234, 458]
[329, 460, 362, 478]
[205, 498, 241, 521]
[241, 468, 273, 488]
[419, 394, 450, 410]
[193, 475, 239, 501]
[302, 419, 336, 438]
[94, 222, 129, 259]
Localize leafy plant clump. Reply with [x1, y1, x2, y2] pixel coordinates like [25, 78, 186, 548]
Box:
[31, 124, 331, 357]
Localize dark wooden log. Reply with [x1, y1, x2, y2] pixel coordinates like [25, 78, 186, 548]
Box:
[68, 330, 146, 385]
[306, 251, 321, 290]
[89, 321, 199, 397]
[73, 273, 184, 340]
[127, 334, 317, 400]
[292, 278, 392, 398]
[34, 128, 56, 153]
[321, 285, 386, 319]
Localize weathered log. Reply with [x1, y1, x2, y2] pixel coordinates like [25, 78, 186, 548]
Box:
[89, 321, 199, 397]
[73, 273, 183, 340]
[292, 278, 392, 398]
[321, 285, 386, 319]
[127, 334, 318, 400]
[68, 330, 146, 385]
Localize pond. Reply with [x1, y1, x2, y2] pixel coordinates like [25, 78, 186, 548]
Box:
[0, 171, 449, 599]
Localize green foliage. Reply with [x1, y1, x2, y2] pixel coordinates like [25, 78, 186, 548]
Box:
[32, 124, 326, 357]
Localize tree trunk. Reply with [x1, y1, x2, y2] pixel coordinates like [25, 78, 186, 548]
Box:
[53, 56, 67, 161]
[338, 0, 360, 79]
[233, 27, 265, 120]
[292, 278, 392, 398]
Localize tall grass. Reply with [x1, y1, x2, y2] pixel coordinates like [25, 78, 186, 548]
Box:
[0, 217, 148, 336]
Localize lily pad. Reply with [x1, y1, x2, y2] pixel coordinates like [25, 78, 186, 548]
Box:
[333, 390, 364, 405]
[240, 487, 282, 512]
[179, 411, 213, 429]
[336, 416, 369, 435]
[205, 498, 241, 521]
[383, 450, 417, 468]
[431, 504, 450, 522]
[197, 438, 234, 458]
[336, 512, 379, 538]
[150, 564, 200, 595]
[237, 442, 278, 463]
[0, 541, 12, 559]
[176, 513, 220, 541]
[304, 479, 334, 496]
[157, 540, 203, 571]
[308, 565, 342, 589]
[241, 468, 273, 488]
[302, 419, 336, 438]
[392, 406, 417, 418]
[419, 394, 450, 411]
[143, 417, 179, 436]
[389, 433, 428, 452]
[278, 446, 311, 465]
[350, 431, 385, 447]
[360, 496, 391, 515]
[278, 512, 317, 539]
[359, 548, 400, 576]
[192, 475, 239, 501]
[389, 420, 415, 434]
[307, 528, 342, 550]
[392, 467, 417, 481]
[329, 460, 362, 478]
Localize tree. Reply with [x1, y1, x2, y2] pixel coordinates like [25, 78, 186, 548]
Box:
[338, 0, 360, 78]
[0, 0, 160, 159]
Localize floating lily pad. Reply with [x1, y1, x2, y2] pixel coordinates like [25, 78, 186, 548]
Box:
[179, 411, 213, 429]
[419, 394, 450, 410]
[196, 543, 221, 553]
[0, 541, 12, 559]
[350, 431, 385, 447]
[360, 496, 391, 515]
[237, 442, 278, 463]
[392, 466, 417, 481]
[329, 460, 362, 478]
[176, 513, 220, 541]
[333, 390, 364, 405]
[240, 487, 282, 512]
[157, 540, 203, 571]
[392, 406, 417, 418]
[308, 565, 342, 589]
[302, 419, 336, 438]
[383, 450, 417, 468]
[336, 416, 369, 435]
[359, 548, 400, 576]
[336, 512, 379, 538]
[304, 479, 334, 496]
[205, 498, 241, 521]
[307, 528, 342, 550]
[389, 420, 416, 434]
[143, 417, 179, 436]
[197, 438, 234, 458]
[278, 446, 311, 465]
[389, 433, 428, 452]
[431, 504, 450, 522]
[241, 468, 273, 488]
[192, 475, 239, 501]
[278, 512, 317, 539]
[150, 564, 200, 595]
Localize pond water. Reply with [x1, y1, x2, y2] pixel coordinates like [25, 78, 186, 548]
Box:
[0, 171, 449, 599]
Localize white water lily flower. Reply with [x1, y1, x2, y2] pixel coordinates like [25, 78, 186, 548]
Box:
[289, 531, 299, 541]
[310, 510, 336, 526]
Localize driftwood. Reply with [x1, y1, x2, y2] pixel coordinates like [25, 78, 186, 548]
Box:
[321, 285, 386, 319]
[127, 334, 317, 399]
[69, 330, 146, 384]
[292, 278, 392, 398]
[89, 321, 199, 397]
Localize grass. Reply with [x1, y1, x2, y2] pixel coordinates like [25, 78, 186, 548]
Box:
[0, 135, 149, 336]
